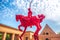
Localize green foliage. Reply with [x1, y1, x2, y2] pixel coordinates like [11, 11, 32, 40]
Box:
[0, 33, 3, 40]
[58, 32, 60, 34]
[6, 34, 11, 40]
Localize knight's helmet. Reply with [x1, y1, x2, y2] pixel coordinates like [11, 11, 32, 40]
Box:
[28, 8, 31, 11]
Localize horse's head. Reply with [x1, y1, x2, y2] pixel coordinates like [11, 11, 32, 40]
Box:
[16, 15, 19, 22]
[38, 14, 45, 19]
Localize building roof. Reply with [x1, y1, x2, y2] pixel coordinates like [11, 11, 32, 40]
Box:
[0, 24, 57, 34]
[0, 24, 34, 33]
[40, 24, 56, 35]
[0, 24, 19, 31]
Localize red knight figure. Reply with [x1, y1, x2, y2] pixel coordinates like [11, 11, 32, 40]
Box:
[16, 1, 45, 40]
[28, 8, 32, 17]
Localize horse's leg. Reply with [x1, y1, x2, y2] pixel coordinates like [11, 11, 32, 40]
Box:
[34, 35, 37, 40]
[18, 25, 23, 40]
[34, 24, 42, 40]
[18, 25, 23, 31]
[20, 27, 27, 40]
[20, 37, 22, 40]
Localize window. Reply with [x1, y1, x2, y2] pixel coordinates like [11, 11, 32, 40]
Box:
[46, 32, 49, 35]
[26, 37, 28, 40]
[43, 32, 49, 35]
[46, 38, 49, 40]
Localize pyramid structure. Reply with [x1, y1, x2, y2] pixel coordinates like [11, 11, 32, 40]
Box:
[40, 24, 56, 35]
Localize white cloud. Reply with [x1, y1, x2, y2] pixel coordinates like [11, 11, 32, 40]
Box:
[11, 0, 60, 25]
[44, 0, 60, 24]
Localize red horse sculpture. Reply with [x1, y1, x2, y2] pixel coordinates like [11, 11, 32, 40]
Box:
[16, 8, 45, 40]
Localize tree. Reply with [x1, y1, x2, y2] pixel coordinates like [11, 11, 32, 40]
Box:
[58, 32, 60, 34]
[0, 33, 3, 40]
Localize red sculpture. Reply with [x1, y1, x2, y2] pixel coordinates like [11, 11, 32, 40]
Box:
[16, 1, 45, 40]
[16, 8, 45, 40]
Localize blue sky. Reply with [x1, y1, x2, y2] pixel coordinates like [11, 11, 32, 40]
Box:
[0, 0, 60, 34]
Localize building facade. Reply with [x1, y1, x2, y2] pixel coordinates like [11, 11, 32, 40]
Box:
[0, 24, 60, 40]
[39, 24, 60, 40]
